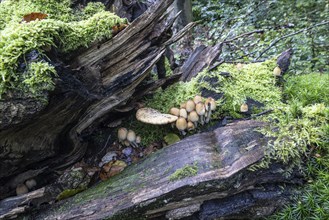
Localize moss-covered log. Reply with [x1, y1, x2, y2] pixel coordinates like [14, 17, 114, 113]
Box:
[27, 120, 303, 219]
[0, 0, 191, 199]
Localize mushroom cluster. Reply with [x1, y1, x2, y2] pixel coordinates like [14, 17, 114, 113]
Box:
[169, 95, 216, 135]
[118, 128, 141, 148]
[16, 178, 37, 196]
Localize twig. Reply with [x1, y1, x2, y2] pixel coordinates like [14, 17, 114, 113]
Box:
[244, 109, 273, 120]
[223, 29, 264, 44]
[254, 20, 329, 61]
[98, 134, 112, 156]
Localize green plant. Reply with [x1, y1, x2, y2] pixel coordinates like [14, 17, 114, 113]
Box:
[169, 163, 198, 181]
[0, 0, 127, 100]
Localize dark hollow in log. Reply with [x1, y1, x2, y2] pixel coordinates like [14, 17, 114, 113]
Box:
[27, 120, 303, 220]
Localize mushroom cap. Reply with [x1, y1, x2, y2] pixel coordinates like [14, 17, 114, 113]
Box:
[127, 130, 136, 142]
[16, 184, 29, 195]
[205, 97, 216, 111]
[169, 107, 180, 117]
[180, 108, 188, 118]
[236, 63, 244, 70]
[25, 179, 37, 190]
[187, 121, 195, 130]
[136, 108, 178, 125]
[180, 102, 186, 109]
[193, 95, 203, 104]
[176, 117, 187, 131]
[240, 103, 249, 113]
[118, 128, 128, 141]
[186, 100, 195, 112]
[273, 66, 281, 76]
[196, 102, 206, 115]
[188, 111, 199, 122]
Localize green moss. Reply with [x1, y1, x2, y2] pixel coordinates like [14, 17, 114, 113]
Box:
[164, 57, 173, 77]
[265, 73, 329, 219]
[169, 163, 198, 181]
[145, 76, 202, 113]
[142, 60, 281, 145]
[202, 60, 281, 116]
[56, 187, 86, 201]
[0, 0, 127, 99]
[121, 117, 173, 146]
[284, 73, 329, 106]
[164, 133, 181, 145]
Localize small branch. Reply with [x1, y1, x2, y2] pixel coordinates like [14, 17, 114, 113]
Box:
[255, 20, 329, 61]
[244, 109, 273, 120]
[223, 29, 264, 44]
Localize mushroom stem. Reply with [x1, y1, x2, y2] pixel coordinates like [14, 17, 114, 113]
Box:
[130, 141, 139, 148]
[205, 110, 212, 123]
[199, 115, 205, 125]
[180, 130, 187, 136]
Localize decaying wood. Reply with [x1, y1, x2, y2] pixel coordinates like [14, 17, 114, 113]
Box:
[179, 43, 223, 82]
[27, 120, 303, 220]
[0, 0, 195, 200]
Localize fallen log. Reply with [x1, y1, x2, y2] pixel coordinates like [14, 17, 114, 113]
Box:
[0, 0, 192, 200]
[27, 120, 303, 219]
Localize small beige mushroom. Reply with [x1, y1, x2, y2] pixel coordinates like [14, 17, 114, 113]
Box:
[180, 108, 188, 118]
[169, 107, 180, 117]
[185, 100, 195, 113]
[169, 107, 180, 128]
[176, 117, 187, 135]
[124, 140, 131, 147]
[136, 135, 141, 144]
[240, 103, 249, 113]
[25, 179, 37, 190]
[193, 95, 203, 104]
[188, 111, 199, 128]
[180, 102, 186, 109]
[205, 97, 216, 123]
[127, 130, 138, 148]
[273, 66, 281, 76]
[196, 102, 206, 125]
[236, 63, 244, 70]
[136, 108, 178, 125]
[118, 128, 128, 144]
[187, 121, 195, 131]
[16, 183, 29, 196]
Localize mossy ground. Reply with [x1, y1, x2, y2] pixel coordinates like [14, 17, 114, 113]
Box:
[267, 73, 329, 219]
[0, 0, 127, 99]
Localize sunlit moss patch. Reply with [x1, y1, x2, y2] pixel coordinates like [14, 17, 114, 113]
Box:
[0, 0, 127, 99]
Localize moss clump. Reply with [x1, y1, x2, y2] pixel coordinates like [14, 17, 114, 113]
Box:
[169, 163, 198, 181]
[56, 187, 86, 201]
[145, 76, 202, 113]
[201, 60, 281, 116]
[284, 73, 329, 106]
[164, 133, 181, 145]
[142, 60, 281, 144]
[0, 0, 127, 99]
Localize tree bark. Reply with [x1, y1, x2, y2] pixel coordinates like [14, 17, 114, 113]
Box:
[21, 120, 302, 220]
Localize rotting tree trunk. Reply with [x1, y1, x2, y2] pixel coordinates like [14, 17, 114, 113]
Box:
[0, 0, 195, 200]
[21, 120, 302, 220]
